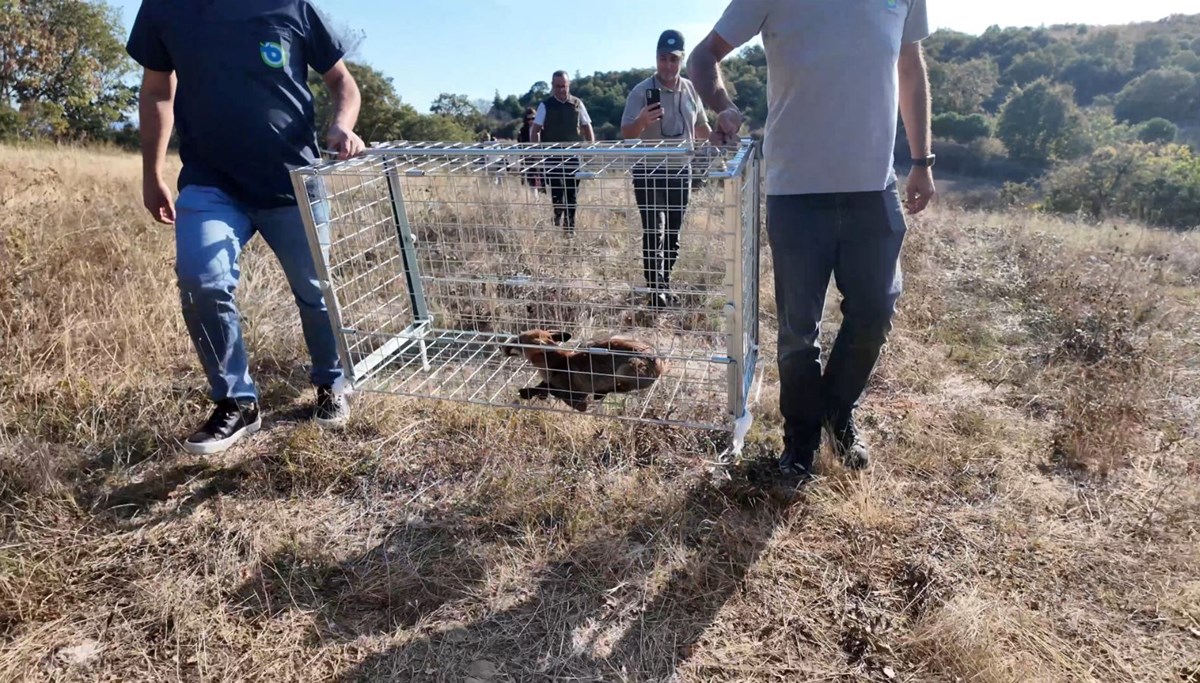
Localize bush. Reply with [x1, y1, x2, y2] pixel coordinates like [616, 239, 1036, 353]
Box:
[1113, 68, 1199, 124]
[1136, 117, 1178, 144]
[932, 112, 992, 143]
[0, 106, 19, 142]
[997, 79, 1092, 167]
[1041, 142, 1200, 230]
[918, 138, 1039, 182]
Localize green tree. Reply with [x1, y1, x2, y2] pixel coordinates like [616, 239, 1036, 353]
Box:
[403, 114, 473, 142]
[1002, 50, 1057, 88]
[1136, 117, 1178, 144]
[1042, 142, 1200, 230]
[997, 78, 1090, 166]
[0, 0, 135, 141]
[308, 61, 417, 144]
[1059, 55, 1126, 104]
[929, 56, 1000, 114]
[1113, 68, 1198, 124]
[1133, 35, 1174, 73]
[430, 93, 479, 119]
[932, 112, 991, 143]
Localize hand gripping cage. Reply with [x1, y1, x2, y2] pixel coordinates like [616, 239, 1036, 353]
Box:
[289, 138, 761, 433]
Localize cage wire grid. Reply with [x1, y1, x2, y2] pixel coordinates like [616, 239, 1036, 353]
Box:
[289, 138, 761, 430]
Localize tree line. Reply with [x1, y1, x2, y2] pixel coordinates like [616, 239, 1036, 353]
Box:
[3, 1, 1198, 228]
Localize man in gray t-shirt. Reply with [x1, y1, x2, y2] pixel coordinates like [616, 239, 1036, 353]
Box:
[688, 0, 937, 480]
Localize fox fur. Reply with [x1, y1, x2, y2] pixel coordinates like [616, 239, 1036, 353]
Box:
[503, 329, 667, 412]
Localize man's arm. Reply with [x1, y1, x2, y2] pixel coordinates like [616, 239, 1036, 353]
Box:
[687, 32, 738, 114]
[139, 68, 176, 224]
[687, 31, 742, 145]
[898, 41, 935, 214]
[577, 101, 595, 142]
[693, 86, 714, 141]
[530, 102, 545, 143]
[322, 59, 365, 159]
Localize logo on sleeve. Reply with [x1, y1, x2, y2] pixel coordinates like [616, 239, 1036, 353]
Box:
[886, 0, 898, 7]
[259, 41, 287, 68]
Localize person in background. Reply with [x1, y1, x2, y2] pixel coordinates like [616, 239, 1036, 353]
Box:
[621, 29, 712, 308]
[687, 0, 937, 480]
[126, 0, 365, 454]
[530, 70, 596, 232]
[517, 106, 543, 192]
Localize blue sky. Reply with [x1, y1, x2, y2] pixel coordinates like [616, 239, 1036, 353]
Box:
[108, 0, 1199, 113]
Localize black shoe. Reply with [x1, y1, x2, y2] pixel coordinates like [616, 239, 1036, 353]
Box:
[315, 384, 350, 428]
[826, 411, 870, 470]
[183, 399, 261, 455]
[779, 423, 819, 480]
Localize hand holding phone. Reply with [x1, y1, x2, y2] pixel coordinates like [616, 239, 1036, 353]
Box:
[641, 87, 663, 124]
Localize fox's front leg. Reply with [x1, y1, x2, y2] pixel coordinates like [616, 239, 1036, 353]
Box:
[519, 380, 552, 400]
[548, 387, 591, 412]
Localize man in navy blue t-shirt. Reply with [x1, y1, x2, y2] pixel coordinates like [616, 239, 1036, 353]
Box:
[127, 0, 366, 455]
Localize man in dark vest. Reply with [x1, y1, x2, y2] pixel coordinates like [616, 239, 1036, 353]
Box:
[530, 70, 596, 231]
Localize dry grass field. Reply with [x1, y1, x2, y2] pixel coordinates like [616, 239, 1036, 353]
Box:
[1, 144, 1198, 682]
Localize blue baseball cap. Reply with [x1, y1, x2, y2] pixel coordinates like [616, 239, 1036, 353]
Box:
[657, 30, 685, 55]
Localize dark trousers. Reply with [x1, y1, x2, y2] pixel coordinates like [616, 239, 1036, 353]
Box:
[766, 183, 908, 442]
[633, 166, 690, 288]
[545, 156, 580, 228]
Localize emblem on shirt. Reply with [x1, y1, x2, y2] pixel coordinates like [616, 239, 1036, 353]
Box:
[886, 0, 898, 7]
[260, 41, 287, 68]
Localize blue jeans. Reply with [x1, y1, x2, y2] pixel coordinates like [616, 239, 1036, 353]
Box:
[174, 184, 342, 403]
[766, 183, 908, 440]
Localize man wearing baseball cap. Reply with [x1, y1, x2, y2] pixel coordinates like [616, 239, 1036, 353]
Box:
[621, 29, 713, 307]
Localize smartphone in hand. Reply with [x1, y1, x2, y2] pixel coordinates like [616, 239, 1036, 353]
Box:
[646, 88, 663, 120]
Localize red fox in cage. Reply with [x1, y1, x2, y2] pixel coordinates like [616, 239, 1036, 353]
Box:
[504, 329, 668, 412]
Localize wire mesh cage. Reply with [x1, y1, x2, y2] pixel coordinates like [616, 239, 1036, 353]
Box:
[289, 138, 761, 431]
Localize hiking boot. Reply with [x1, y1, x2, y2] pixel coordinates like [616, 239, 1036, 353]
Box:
[315, 384, 350, 428]
[826, 411, 870, 470]
[779, 422, 820, 480]
[183, 399, 261, 455]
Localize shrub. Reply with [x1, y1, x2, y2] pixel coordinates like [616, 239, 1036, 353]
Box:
[932, 112, 992, 143]
[997, 79, 1091, 167]
[1041, 142, 1200, 230]
[1136, 117, 1178, 144]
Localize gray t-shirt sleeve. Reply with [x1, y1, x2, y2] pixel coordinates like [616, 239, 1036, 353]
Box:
[903, 0, 930, 44]
[713, 0, 771, 49]
[621, 82, 645, 127]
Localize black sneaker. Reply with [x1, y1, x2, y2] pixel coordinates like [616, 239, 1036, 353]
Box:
[826, 411, 870, 470]
[779, 423, 819, 480]
[315, 384, 350, 428]
[183, 399, 261, 455]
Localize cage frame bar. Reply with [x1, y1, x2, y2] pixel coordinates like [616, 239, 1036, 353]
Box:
[289, 174, 358, 387]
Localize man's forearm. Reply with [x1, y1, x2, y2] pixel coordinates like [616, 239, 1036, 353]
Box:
[329, 77, 361, 130]
[687, 48, 737, 113]
[139, 86, 174, 179]
[899, 48, 931, 158]
[582, 125, 595, 142]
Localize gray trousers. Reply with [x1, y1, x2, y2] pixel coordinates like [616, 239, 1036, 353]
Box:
[766, 183, 908, 441]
